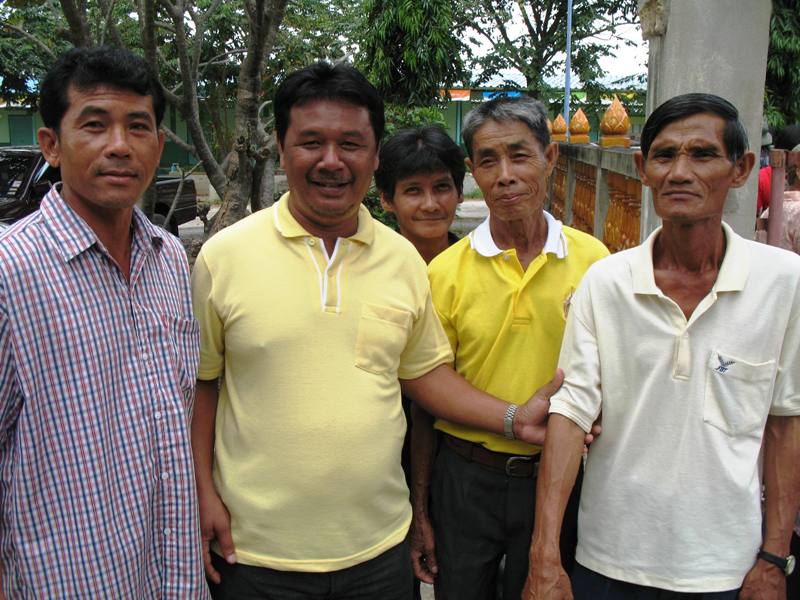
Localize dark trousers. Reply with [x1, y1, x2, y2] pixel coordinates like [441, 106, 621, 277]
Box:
[209, 539, 412, 600]
[788, 531, 800, 599]
[430, 443, 581, 600]
[571, 562, 739, 600]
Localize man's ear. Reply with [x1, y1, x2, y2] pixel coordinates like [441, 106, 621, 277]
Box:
[730, 151, 756, 189]
[379, 192, 395, 213]
[276, 138, 285, 169]
[37, 127, 61, 167]
[544, 142, 558, 176]
[465, 156, 473, 173]
[633, 151, 650, 187]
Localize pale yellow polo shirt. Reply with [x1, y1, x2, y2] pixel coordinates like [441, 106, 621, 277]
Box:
[191, 194, 453, 572]
[550, 223, 800, 592]
[428, 212, 608, 454]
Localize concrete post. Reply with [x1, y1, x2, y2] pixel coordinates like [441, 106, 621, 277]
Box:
[639, 0, 772, 238]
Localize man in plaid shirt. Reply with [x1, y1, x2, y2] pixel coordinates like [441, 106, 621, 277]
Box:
[0, 47, 208, 598]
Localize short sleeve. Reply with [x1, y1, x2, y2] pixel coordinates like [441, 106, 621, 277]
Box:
[191, 250, 225, 381]
[769, 290, 800, 416]
[397, 287, 454, 380]
[549, 278, 603, 432]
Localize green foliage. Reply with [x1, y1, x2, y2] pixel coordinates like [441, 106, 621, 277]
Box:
[0, 0, 71, 107]
[462, 0, 639, 99]
[359, 0, 466, 105]
[764, 0, 800, 129]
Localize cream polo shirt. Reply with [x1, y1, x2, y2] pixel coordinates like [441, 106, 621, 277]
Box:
[191, 194, 453, 572]
[429, 212, 608, 454]
[550, 222, 800, 592]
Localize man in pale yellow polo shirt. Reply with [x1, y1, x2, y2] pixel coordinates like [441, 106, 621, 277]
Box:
[190, 63, 581, 600]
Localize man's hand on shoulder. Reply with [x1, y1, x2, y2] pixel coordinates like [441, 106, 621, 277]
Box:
[409, 511, 438, 583]
[198, 487, 236, 584]
[739, 559, 787, 600]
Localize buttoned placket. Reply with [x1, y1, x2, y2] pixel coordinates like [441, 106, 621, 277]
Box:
[306, 236, 351, 313]
[127, 241, 187, 596]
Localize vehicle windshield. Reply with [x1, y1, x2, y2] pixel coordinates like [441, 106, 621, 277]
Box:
[0, 154, 35, 202]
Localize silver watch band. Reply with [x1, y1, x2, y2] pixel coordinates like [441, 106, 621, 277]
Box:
[503, 404, 518, 440]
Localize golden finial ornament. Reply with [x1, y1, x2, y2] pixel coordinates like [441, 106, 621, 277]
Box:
[551, 113, 567, 142]
[569, 108, 591, 144]
[600, 95, 632, 148]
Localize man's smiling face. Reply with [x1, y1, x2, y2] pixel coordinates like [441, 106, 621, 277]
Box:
[278, 99, 379, 237]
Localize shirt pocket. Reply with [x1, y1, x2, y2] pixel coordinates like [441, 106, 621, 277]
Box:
[354, 303, 412, 375]
[703, 350, 775, 437]
[161, 314, 200, 397]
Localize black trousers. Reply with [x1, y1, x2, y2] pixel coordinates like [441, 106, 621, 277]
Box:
[430, 443, 581, 600]
[209, 539, 412, 600]
[571, 563, 739, 600]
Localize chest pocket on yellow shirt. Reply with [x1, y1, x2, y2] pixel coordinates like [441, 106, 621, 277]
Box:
[355, 303, 412, 375]
[703, 350, 775, 437]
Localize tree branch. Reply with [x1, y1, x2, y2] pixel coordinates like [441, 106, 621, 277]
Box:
[0, 21, 57, 59]
[162, 125, 196, 153]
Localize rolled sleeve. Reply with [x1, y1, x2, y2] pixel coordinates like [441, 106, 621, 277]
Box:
[770, 309, 800, 416]
[549, 282, 602, 433]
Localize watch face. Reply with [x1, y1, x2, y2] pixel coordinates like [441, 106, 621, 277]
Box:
[787, 555, 796, 576]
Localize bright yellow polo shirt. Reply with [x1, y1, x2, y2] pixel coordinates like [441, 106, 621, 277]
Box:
[191, 194, 453, 572]
[428, 212, 608, 454]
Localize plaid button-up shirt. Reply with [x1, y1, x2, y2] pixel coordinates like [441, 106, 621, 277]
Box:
[0, 189, 208, 598]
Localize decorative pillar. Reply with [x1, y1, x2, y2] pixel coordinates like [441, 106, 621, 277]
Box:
[551, 114, 567, 142]
[600, 96, 631, 148]
[569, 109, 591, 144]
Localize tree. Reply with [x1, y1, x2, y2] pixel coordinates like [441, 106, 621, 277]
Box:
[462, 0, 638, 99]
[764, 0, 800, 130]
[359, 0, 466, 106]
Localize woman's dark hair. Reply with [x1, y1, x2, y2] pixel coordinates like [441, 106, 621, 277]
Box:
[375, 126, 466, 200]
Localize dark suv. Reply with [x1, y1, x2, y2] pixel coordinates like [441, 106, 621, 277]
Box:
[0, 146, 197, 234]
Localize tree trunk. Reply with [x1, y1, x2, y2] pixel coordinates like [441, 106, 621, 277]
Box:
[208, 0, 287, 236]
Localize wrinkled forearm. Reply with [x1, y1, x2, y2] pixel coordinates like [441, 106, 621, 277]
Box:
[761, 415, 800, 555]
[410, 403, 437, 517]
[530, 414, 586, 563]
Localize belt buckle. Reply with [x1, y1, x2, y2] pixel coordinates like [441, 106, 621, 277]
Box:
[505, 455, 533, 477]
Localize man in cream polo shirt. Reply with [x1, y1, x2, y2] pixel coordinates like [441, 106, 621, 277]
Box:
[525, 94, 800, 600]
[423, 96, 608, 600]
[190, 63, 563, 600]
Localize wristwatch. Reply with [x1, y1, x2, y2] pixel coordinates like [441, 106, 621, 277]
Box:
[503, 403, 518, 440]
[757, 549, 796, 576]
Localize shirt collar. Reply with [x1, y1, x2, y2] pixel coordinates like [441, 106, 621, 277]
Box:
[631, 221, 750, 295]
[468, 210, 568, 258]
[273, 191, 375, 245]
[40, 186, 165, 263]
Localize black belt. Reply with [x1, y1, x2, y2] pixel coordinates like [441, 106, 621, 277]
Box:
[444, 433, 540, 478]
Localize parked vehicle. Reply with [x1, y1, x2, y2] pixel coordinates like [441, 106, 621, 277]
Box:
[0, 146, 197, 234]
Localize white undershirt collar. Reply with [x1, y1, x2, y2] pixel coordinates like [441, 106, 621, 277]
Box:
[468, 210, 569, 259]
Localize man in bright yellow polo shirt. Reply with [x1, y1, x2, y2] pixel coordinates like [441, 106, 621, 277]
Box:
[190, 64, 568, 600]
[422, 97, 609, 600]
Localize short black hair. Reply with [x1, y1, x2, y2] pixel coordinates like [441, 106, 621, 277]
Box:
[274, 62, 384, 146]
[640, 93, 748, 162]
[375, 126, 466, 200]
[39, 46, 166, 132]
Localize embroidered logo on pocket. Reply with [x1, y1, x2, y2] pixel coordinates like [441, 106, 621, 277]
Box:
[714, 354, 736, 374]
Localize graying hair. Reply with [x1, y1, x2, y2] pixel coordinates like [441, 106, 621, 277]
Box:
[461, 96, 551, 160]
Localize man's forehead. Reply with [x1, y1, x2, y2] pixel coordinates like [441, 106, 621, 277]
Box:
[289, 99, 374, 137]
[66, 84, 156, 117]
[473, 119, 541, 152]
[650, 112, 727, 146]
